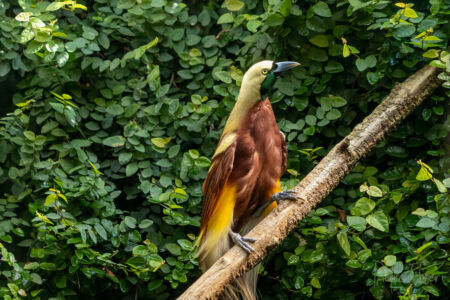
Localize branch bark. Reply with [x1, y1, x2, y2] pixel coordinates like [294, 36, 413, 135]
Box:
[178, 65, 442, 300]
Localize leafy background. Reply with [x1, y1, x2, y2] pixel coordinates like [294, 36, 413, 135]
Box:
[0, 0, 449, 299]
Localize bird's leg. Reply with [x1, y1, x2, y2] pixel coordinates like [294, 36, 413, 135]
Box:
[254, 190, 298, 217]
[229, 229, 257, 253]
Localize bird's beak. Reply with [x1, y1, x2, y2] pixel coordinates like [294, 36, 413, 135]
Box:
[273, 61, 300, 75]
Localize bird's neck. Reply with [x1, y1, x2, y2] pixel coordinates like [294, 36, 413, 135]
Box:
[222, 79, 261, 135]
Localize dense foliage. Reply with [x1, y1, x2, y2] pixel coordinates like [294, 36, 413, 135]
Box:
[0, 0, 449, 299]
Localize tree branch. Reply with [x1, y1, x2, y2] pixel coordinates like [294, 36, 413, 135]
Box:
[178, 65, 442, 300]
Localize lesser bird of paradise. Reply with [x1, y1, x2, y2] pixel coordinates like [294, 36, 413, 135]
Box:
[197, 60, 300, 299]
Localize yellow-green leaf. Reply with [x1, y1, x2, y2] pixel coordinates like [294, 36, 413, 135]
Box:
[423, 36, 441, 41]
[309, 34, 329, 48]
[287, 169, 298, 176]
[44, 194, 58, 206]
[58, 193, 68, 203]
[89, 161, 104, 175]
[416, 242, 432, 254]
[432, 178, 447, 193]
[152, 137, 168, 148]
[50, 91, 64, 100]
[73, 3, 87, 10]
[343, 44, 350, 57]
[423, 49, 439, 58]
[311, 277, 321, 289]
[337, 231, 351, 256]
[416, 166, 432, 181]
[395, 3, 407, 8]
[174, 188, 187, 196]
[16, 99, 35, 107]
[36, 211, 54, 224]
[227, 0, 244, 11]
[402, 7, 418, 18]
[412, 208, 427, 216]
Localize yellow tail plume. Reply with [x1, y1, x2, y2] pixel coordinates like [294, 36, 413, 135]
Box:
[196, 180, 281, 299]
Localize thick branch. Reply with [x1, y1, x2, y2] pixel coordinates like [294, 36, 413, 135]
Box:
[178, 65, 441, 300]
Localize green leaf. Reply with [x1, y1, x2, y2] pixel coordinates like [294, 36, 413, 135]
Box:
[94, 223, 107, 240]
[392, 261, 404, 274]
[337, 231, 351, 256]
[106, 104, 124, 116]
[393, 25, 416, 38]
[346, 259, 362, 268]
[148, 279, 163, 291]
[326, 109, 341, 120]
[312, 1, 332, 17]
[166, 243, 181, 255]
[227, 0, 244, 11]
[56, 52, 69, 67]
[309, 35, 329, 48]
[0, 63, 11, 77]
[383, 255, 397, 266]
[280, 0, 292, 16]
[124, 216, 136, 229]
[139, 219, 154, 229]
[423, 284, 440, 297]
[247, 20, 262, 32]
[366, 211, 389, 232]
[325, 61, 344, 73]
[347, 216, 366, 232]
[376, 266, 392, 277]
[266, 13, 285, 26]
[287, 254, 299, 265]
[401, 270, 414, 284]
[366, 72, 380, 85]
[218, 13, 233, 24]
[24, 131, 35, 141]
[177, 239, 193, 251]
[103, 136, 125, 147]
[64, 106, 77, 127]
[416, 217, 437, 228]
[367, 186, 383, 197]
[351, 197, 376, 216]
[126, 162, 138, 176]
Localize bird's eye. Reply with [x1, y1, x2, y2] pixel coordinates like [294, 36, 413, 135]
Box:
[261, 69, 269, 75]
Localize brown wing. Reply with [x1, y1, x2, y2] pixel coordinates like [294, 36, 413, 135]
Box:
[280, 130, 288, 174]
[200, 136, 237, 232]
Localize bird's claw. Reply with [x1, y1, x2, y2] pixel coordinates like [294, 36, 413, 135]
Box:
[271, 190, 298, 203]
[229, 230, 256, 253]
[254, 190, 298, 217]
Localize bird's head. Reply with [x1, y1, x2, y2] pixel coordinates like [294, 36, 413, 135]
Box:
[240, 60, 300, 101]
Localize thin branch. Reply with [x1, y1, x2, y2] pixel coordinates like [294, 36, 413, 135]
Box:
[178, 65, 442, 300]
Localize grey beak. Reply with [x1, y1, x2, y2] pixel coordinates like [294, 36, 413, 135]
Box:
[273, 61, 300, 74]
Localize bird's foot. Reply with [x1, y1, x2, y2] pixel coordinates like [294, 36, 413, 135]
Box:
[229, 229, 256, 253]
[254, 190, 298, 217]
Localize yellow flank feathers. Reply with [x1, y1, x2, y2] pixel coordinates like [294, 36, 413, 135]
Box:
[262, 179, 281, 216]
[198, 183, 236, 257]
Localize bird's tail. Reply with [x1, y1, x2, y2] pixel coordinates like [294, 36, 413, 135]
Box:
[197, 227, 258, 300]
[196, 181, 280, 299]
[196, 184, 258, 299]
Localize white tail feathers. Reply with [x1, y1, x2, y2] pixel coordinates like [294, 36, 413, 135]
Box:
[197, 231, 258, 300]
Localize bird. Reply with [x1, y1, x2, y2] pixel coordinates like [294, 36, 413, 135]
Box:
[196, 60, 300, 299]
